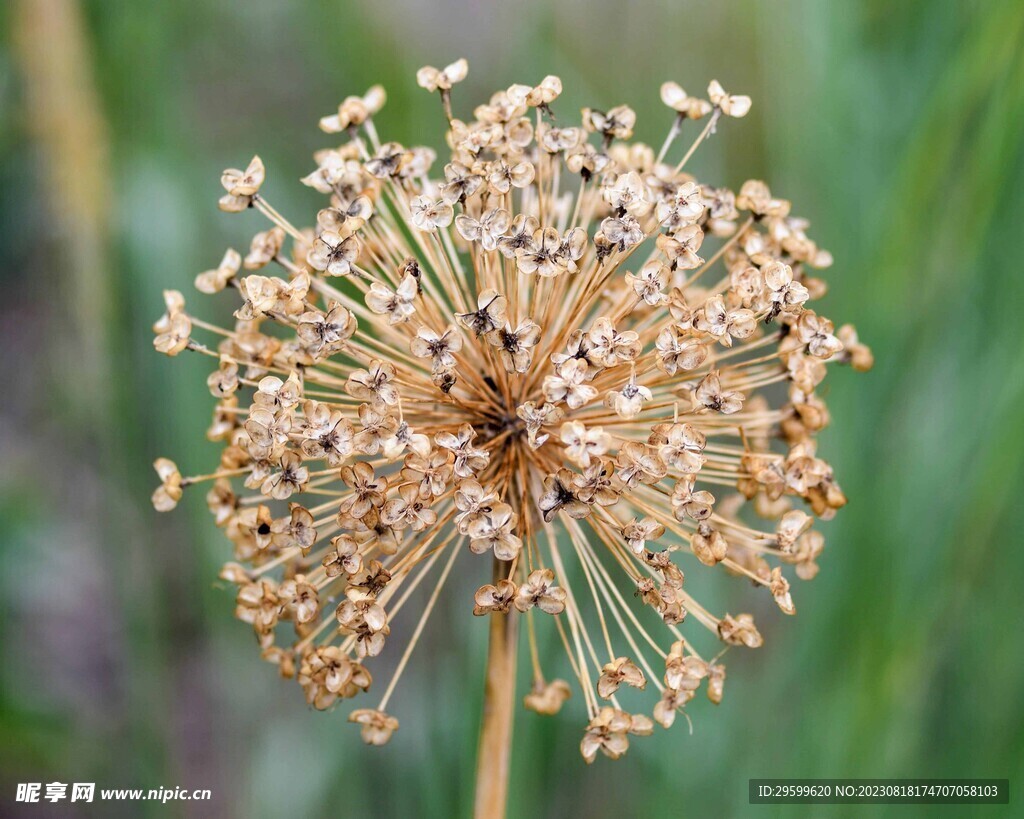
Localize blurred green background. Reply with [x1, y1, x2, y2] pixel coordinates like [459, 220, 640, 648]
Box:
[2, 0, 1023, 816]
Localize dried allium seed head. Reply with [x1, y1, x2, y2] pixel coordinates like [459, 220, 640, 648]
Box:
[152, 61, 871, 757]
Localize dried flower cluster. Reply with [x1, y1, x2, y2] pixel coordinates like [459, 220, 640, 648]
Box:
[153, 60, 871, 762]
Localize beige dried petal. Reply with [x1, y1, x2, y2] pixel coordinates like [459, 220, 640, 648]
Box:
[151, 457, 183, 511]
[417, 58, 468, 92]
[708, 80, 752, 117]
[718, 613, 764, 647]
[524, 678, 571, 715]
[195, 248, 241, 294]
[349, 709, 399, 746]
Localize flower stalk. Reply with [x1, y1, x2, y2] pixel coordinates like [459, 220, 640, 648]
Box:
[474, 557, 519, 819]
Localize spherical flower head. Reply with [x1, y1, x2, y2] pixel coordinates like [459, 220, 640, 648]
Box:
[151, 64, 871, 761]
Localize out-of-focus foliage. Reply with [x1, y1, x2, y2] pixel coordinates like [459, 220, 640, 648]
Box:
[1, 0, 1022, 816]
